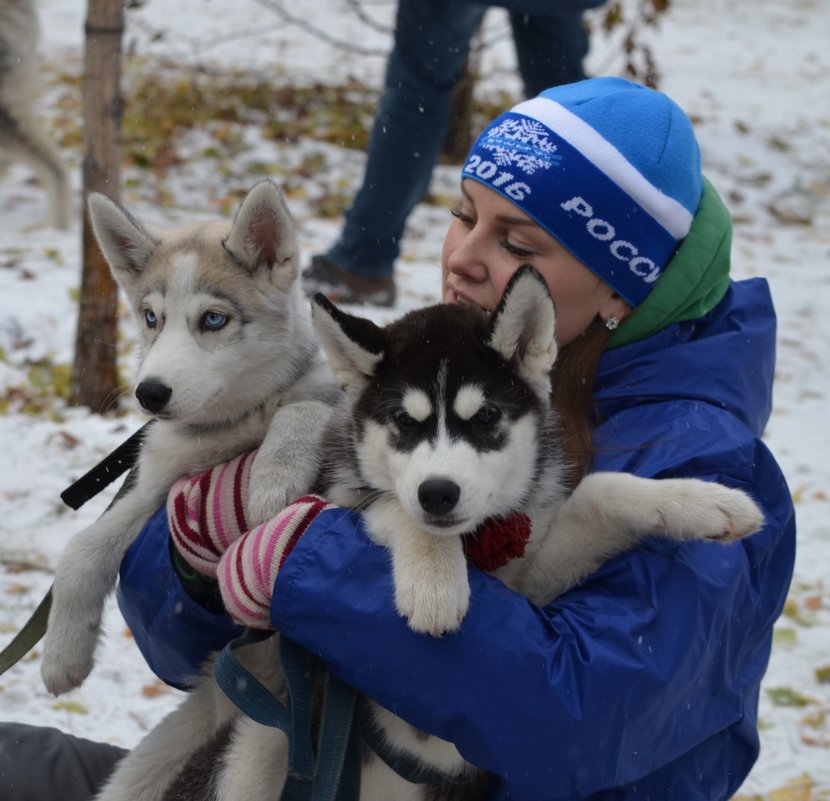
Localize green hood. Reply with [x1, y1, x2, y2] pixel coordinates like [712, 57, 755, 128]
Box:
[607, 176, 732, 349]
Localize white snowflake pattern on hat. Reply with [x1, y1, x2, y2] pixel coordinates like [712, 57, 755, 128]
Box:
[479, 118, 562, 175]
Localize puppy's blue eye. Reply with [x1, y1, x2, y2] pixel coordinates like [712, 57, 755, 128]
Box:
[202, 311, 229, 331]
[394, 410, 419, 429]
[144, 309, 158, 328]
[474, 405, 501, 425]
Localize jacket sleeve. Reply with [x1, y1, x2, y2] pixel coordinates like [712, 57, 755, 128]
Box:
[268, 406, 795, 801]
[116, 506, 241, 691]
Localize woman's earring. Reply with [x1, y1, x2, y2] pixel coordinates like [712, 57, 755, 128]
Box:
[605, 316, 620, 331]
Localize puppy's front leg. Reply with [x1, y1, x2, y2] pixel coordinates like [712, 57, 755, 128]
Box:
[247, 401, 332, 525]
[365, 498, 469, 636]
[519, 473, 764, 607]
[41, 484, 161, 695]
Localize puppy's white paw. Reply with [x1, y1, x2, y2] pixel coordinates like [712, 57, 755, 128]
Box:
[395, 562, 470, 637]
[246, 474, 295, 526]
[40, 626, 97, 696]
[247, 401, 331, 524]
[661, 481, 765, 543]
[699, 485, 765, 542]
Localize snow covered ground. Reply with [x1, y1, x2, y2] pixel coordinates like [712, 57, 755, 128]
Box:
[1, 0, 829, 796]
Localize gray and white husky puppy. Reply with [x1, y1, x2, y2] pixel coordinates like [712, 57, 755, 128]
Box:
[40, 180, 339, 705]
[0, 0, 71, 228]
[101, 266, 763, 801]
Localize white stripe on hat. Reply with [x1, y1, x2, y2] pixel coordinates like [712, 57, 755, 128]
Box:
[512, 97, 694, 240]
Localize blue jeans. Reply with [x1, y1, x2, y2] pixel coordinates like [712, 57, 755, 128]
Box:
[326, 0, 594, 280]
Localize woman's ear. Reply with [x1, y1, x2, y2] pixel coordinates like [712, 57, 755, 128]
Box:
[599, 293, 631, 328]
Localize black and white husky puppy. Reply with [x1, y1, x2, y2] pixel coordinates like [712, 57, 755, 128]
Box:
[312, 266, 763, 637]
[113, 265, 763, 801]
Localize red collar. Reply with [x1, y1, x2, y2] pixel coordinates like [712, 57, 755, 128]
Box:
[462, 512, 532, 572]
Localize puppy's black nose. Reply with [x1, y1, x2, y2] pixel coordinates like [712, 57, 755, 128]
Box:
[135, 379, 172, 414]
[418, 478, 460, 516]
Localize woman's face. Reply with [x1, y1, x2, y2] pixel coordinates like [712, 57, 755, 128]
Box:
[442, 180, 630, 347]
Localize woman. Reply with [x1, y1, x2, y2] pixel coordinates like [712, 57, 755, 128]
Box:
[2, 77, 795, 801]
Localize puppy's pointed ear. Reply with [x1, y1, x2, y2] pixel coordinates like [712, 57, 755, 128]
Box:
[488, 265, 557, 390]
[224, 181, 298, 282]
[87, 193, 159, 292]
[311, 294, 385, 390]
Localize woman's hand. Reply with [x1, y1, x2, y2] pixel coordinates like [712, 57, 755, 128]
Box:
[167, 453, 335, 628]
[168, 450, 258, 578]
[215, 495, 335, 628]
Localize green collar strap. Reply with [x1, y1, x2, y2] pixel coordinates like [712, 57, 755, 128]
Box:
[607, 176, 732, 349]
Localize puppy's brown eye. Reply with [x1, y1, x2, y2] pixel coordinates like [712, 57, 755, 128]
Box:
[394, 410, 419, 429]
[474, 405, 501, 425]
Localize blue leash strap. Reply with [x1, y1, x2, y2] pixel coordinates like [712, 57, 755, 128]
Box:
[279, 636, 321, 801]
[313, 669, 361, 801]
[214, 631, 361, 801]
[213, 629, 292, 731]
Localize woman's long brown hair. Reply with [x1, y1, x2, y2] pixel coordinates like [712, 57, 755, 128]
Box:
[549, 317, 613, 488]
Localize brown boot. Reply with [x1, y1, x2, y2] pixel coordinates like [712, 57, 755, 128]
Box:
[302, 255, 396, 307]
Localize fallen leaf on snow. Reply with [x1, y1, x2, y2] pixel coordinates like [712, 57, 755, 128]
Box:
[765, 772, 815, 801]
[768, 687, 818, 708]
[52, 700, 89, 714]
[141, 681, 171, 698]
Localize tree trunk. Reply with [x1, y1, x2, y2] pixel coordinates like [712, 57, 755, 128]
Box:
[71, 0, 124, 412]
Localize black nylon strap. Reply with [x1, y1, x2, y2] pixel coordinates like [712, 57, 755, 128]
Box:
[60, 422, 151, 510]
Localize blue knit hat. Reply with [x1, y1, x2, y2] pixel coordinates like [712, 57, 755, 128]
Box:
[462, 77, 703, 306]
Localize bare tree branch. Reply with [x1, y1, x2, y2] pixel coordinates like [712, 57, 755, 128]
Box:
[343, 0, 392, 35]
[251, 0, 388, 57]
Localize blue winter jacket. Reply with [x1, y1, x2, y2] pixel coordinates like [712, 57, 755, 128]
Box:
[117, 277, 795, 801]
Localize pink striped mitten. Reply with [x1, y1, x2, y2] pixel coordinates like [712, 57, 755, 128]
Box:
[168, 450, 257, 578]
[217, 495, 336, 629]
